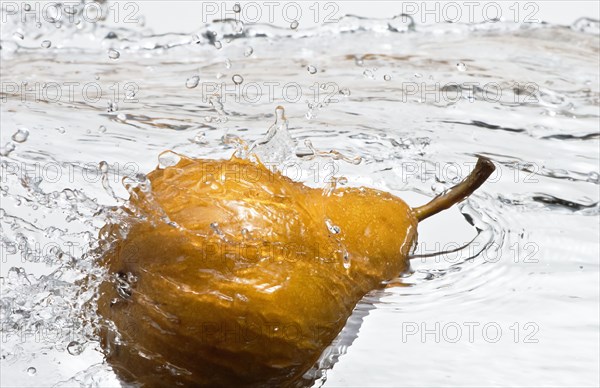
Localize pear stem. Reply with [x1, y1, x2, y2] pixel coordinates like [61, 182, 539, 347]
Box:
[413, 157, 495, 222]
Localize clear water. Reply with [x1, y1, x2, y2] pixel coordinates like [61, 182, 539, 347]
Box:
[1, 4, 599, 387]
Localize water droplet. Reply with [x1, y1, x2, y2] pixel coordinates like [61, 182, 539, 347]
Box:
[325, 219, 341, 234]
[11, 128, 29, 143]
[98, 161, 109, 174]
[307, 65, 317, 74]
[414, 73, 423, 78]
[158, 151, 182, 168]
[186, 75, 200, 89]
[209, 94, 225, 115]
[24, 4, 31, 11]
[35, 22, 42, 28]
[55, 127, 66, 134]
[210, 222, 224, 236]
[27, 367, 36, 376]
[383, 74, 392, 81]
[587, 171, 599, 184]
[191, 132, 208, 145]
[456, 62, 467, 72]
[290, 20, 299, 30]
[339, 88, 351, 96]
[108, 49, 120, 60]
[234, 21, 244, 34]
[105, 31, 118, 39]
[363, 69, 375, 79]
[244, 46, 253, 57]
[354, 57, 364, 66]
[0, 142, 16, 157]
[232, 74, 243, 85]
[41, 40, 51, 48]
[67, 341, 83, 356]
[274, 105, 286, 122]
[214, 41, 222, 49]
[233, 3, 241, 13]
[13, 32, 24, 40]
[342, 250, 351, 269]
[107, 101, 118, 112]
[225, 58, 232, 69]
[98, 125, 107, 133]
[125, 89, 136, 100]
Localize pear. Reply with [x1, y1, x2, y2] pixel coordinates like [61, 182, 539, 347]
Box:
[97, 153, 494, 387]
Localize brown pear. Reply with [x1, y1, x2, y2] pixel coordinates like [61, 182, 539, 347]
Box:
[97, 153, 494, 387]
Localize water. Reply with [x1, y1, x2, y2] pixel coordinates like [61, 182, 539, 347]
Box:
[1, 3, 599, 387]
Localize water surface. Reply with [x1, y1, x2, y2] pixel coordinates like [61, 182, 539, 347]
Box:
[1, 4, 599, 387]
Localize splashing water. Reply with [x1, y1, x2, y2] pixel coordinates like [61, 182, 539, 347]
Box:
[0, 2, 598, 387]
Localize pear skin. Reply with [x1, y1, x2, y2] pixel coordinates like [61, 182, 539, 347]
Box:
[98, 154, 494, 387]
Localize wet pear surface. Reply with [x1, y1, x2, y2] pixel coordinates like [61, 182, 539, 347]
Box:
[98, 155, 417, 387]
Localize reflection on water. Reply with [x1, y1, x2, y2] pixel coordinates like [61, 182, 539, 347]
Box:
[1, 2, 598, 387]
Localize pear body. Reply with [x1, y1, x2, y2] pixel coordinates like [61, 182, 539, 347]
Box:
[98, 156, 417, 387]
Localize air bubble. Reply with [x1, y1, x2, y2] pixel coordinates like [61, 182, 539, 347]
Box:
[27, 367, 36, 376]
[456, 62, 467, 72]
[307, 65, 317, 74]
[290, 20, 299, 30]
[244, 47, 253, 57]
[383, 74, 392, 81]
[41, 40, 51, 48]
[108, 49, 120, 60]
[186, 75, 200, 89]
[12, 128, 29, 143]
[232, 74, 244, 85]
